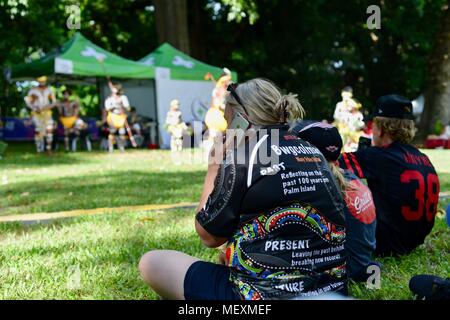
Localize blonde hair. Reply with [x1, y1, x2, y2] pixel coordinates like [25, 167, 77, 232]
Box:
[329, 162, 351, 196]
[374, 116, 415, 144]
[224, 78, 305, 126]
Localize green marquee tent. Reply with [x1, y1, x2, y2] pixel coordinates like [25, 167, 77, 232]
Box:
[5, 33, 159, 145]
[7, 32, 155, 81]
[138, 43, 237, 81]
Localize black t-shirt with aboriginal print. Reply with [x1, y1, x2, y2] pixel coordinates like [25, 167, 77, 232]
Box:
[196, 125, 347, 300]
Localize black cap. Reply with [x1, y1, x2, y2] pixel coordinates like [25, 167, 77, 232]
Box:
[297, 122, 342, 161]
[373, 94, 414, 120]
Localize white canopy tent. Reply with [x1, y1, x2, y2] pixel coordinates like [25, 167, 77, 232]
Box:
[137, 43, 237, 148]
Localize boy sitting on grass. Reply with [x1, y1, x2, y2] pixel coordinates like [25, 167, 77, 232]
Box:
[339, 94, 440, 256]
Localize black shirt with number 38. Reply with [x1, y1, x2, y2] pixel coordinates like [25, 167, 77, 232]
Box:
[339, 142, 440, 256]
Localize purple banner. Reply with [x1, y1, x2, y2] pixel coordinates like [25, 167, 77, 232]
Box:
[0, 117, 99, 141]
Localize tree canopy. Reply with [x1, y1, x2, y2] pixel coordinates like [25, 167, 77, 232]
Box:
[1, 0, 448, 132]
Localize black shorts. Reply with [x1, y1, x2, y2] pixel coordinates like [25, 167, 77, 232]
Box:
[183, 261, 241, 300]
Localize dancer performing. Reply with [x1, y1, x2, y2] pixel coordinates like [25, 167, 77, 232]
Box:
[128, 107, 146, 147]
[57, 89, 80, 152]
[333, 87, 365, 152]
[165, 99, 188, 152]
[104, 80, 131, 152]
[24, 76, 56, 153]
[71, 118, 92, 152]
[345, 99, 365, 151]
[204, 68, 231, 147]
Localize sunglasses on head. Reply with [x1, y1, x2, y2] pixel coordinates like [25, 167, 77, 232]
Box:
[227, 83, 248, 114]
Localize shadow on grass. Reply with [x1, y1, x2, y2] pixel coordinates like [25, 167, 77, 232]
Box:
[0, 169, 204, 216]
[1, 142, 95, 168]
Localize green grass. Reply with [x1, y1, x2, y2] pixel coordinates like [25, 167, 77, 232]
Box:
[0, 208, 216, 299]
[0, 143, 206, 216]
[0, 143, 449, 299]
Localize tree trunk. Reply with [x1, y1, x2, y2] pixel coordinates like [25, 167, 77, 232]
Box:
[153, 0, 190, 54]
[188, 0, 207, 61]
[418, 3, 450, 140]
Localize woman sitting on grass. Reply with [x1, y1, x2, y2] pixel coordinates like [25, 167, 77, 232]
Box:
[139, 78, 347, 300]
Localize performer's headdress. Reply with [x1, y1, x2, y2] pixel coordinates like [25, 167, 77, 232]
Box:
[341, 86, 353, 94]
[37, 76, 47, 83]
[112, 83, 124, 95]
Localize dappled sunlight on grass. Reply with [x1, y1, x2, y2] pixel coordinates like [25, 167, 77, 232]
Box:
[0, 170, 203, 215]
[1, 144, 206, 216]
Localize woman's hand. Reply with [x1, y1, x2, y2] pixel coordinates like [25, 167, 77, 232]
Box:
[195, 161, 220, 213]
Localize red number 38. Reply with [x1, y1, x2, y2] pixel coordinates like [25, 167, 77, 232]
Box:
[400, 170, 440, 221]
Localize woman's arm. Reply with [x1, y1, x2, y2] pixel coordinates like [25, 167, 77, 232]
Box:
[195, 136, 231, 248]
[195, 161, 228, 248]
[195, 161, 220, 212]
[194, 132, 249, 248]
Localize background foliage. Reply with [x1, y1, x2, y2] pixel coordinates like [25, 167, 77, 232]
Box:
[0, 0, 448, 122]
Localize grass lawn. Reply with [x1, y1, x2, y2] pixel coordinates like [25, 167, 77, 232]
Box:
[0, 143, 449, 299]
